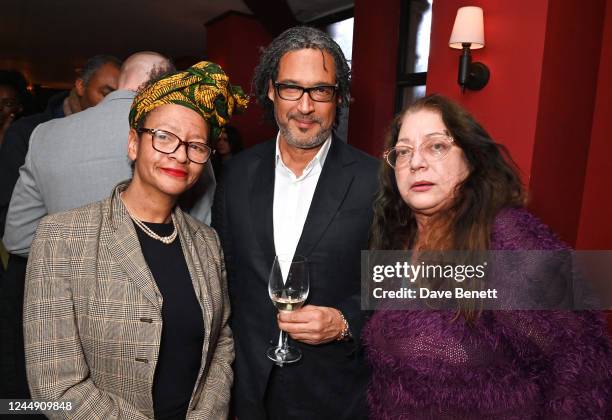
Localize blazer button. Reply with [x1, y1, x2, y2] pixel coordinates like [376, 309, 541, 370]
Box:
[139, 317, 153, 323]
[135, 357, 149, 363]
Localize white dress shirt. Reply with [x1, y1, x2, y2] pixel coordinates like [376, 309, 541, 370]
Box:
[273, 134, 332, 262]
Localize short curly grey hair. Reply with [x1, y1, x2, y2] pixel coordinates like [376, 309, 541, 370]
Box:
[252, 26, 351, 124]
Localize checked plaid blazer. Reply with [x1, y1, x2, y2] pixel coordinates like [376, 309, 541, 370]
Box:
[23, 183, 233, 419]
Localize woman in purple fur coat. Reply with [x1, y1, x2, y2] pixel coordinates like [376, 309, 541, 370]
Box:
[363, 95, 612, 419]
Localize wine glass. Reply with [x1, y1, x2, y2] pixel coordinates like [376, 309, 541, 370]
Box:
[267, 254, 309, 365]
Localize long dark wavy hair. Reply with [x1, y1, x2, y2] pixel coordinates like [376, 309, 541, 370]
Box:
[370, 94, 525, 252]
[370, 95, 525, 320]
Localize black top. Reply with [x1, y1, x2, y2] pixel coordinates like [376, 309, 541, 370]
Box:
[135, 220, 204, 420]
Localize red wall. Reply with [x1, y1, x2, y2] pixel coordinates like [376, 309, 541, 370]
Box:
[426, 0, 606, 246]
[206, 13, 276, 148]
[574, 1, 612, 333]
[348, 0, 402, 157]
[427, 0, 549, 184]
[576, 0, 612, 250]
[529, 0, 605, 245]
[425, 0, 611, 331]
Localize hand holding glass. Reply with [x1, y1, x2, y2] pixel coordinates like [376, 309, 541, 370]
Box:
[267, 254, 309, 365]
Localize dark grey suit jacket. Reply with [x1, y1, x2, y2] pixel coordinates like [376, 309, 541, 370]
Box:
[213, 136, 378, 419]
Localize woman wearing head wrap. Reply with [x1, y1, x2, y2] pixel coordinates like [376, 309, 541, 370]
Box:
[23, 61, 247, 419]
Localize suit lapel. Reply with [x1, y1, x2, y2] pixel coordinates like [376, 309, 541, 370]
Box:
[296, 138, 355, 257]
[108, 201, 161, 311]
[249, 141, 276, 261]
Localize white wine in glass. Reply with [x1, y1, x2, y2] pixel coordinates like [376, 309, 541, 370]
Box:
[267, 254, 309, 365]
[271, 295, 306, 312]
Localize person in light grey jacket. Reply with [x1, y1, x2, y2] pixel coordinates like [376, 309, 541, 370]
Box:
[2, 51, 217, 256]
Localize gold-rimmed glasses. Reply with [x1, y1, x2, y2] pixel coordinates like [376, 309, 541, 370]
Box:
[384, 132, 455, 169]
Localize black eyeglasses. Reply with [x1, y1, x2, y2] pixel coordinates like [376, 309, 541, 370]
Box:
[138, 128, 214, 164]
[273, 82, 338, 102]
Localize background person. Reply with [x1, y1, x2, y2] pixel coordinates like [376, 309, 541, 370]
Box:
[211, 125, 243, 179]
[0, 76, 24, 147]
[0, 69, 39, 146]
[364, 94, 612, 419]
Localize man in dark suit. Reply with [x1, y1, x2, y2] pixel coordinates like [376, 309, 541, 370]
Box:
[213, 26, 378, 419]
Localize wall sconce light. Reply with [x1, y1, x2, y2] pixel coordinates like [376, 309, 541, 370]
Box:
[449, 6, 489, 92]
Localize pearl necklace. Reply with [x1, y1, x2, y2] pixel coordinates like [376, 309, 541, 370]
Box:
[120, 192, 177, 245]
[131, 214, 178, 245]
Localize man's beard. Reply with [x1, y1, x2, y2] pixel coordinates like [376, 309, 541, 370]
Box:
[277, 114, 333, 149]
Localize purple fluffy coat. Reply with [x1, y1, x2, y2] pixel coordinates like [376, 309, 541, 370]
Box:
[363, 208, 612, 419]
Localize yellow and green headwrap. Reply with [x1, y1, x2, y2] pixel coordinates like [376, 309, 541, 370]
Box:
[129, 61, 248, 140]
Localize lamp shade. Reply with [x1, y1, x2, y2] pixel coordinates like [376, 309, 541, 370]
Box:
[449, 6, 485, 49]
